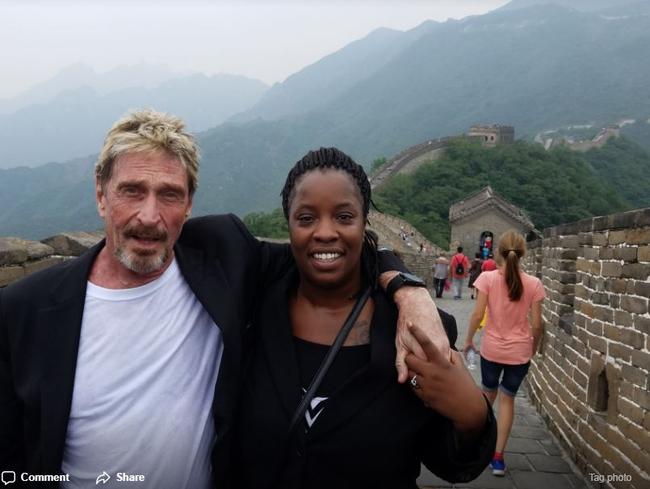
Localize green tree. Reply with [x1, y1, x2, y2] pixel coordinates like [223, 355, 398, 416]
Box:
[375, 138, 634, 248]
[371, 157, 388, 174]
[242, 208, 289, 239]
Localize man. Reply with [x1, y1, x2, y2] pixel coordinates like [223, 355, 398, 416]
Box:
[0, 109, 447, 488]
[449, 246, 470, 300]
[432, 253, 449, 298]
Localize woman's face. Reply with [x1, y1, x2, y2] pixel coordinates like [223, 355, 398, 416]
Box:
[288, 169, 365, 291]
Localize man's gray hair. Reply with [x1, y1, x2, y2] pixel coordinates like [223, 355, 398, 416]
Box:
[95, 108, 200, 196]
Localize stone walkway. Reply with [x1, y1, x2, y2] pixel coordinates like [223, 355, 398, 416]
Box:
[417, 287, 591, 489]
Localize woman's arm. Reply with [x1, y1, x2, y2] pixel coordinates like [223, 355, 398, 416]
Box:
[531, 299, 544, 354]
[405, 326, 496, 482]
[405, 326, 488, 435]
[464, 290, 487, 354]
[416, 399, 496, 483]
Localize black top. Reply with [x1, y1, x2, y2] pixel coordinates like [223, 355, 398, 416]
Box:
[293, 337, 371, 433]
[293, 337, 371, 397]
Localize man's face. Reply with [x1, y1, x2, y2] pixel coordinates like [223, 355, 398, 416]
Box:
[96, 150, 192, 275]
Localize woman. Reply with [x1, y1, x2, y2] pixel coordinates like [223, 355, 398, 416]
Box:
[468, 252, 483, 299]
[231, 148, 495, 488]
[464, 230, 545, 477]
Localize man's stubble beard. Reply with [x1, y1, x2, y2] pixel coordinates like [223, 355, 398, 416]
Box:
[115, 246, 169, 275]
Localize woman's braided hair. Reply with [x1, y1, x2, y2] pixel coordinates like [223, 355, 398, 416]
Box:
[281, 147, 379, 289]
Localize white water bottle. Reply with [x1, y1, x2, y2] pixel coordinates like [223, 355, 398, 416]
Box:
[466, 348, 477, 370]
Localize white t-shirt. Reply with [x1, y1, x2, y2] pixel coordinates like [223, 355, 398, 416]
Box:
[61, 259, 223, 489]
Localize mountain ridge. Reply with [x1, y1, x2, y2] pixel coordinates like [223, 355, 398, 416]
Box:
[0, 72, 268, 168]
[2, 2, 649, 237]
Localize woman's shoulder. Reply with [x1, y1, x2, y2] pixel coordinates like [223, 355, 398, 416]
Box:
[522, 272, 544, 294]
[521, 271, 542, 286]
[480, 269, 500, 280]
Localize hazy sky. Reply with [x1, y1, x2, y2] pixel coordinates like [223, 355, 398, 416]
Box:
[1, 0, 509, 98]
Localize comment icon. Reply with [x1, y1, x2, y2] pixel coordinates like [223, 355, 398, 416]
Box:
[1, 472, 16, 485]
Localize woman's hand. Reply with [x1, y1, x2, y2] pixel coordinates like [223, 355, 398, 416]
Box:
[405, 326, 487, 434]
[463, 340, 476, 356]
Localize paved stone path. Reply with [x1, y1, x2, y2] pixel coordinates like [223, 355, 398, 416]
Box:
[417, 286, 591, 489]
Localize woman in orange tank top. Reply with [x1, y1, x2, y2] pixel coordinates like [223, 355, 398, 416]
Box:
[463, 230, 545, 477]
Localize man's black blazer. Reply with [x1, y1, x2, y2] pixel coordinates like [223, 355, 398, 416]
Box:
[0, 214, 292, 486]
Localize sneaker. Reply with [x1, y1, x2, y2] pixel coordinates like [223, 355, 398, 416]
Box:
[491, 458, 505, 476]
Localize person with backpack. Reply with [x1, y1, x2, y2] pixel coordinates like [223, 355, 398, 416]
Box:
[449, 246, 470, 300]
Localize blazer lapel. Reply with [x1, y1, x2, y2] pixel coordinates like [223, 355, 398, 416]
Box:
[40, 242, 103, 473]
[307, 292, 396, 440]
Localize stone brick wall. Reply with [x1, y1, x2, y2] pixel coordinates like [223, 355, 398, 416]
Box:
[0, 232, 104, 287]
[398, 251, 436, 288]
[370, 137, 453, 190]
[522, 208, 650, 489]
[369, 211, 443, 257]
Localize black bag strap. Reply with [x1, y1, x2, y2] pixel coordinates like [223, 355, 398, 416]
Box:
[287, 286, 372, 436]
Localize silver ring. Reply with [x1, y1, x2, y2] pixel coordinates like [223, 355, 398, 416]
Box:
[410, 374, 421, 390]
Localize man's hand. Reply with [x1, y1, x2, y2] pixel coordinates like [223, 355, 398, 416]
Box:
[380, 271, 451, 383]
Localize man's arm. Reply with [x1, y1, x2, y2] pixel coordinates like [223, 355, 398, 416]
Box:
[379, 271, 451, 383]
[0, 289, 25, 473]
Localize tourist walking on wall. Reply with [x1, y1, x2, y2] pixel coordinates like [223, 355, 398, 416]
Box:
[482, 253, 497, 272]
[433, 254, 449, 298]
[449, 246, 469, 299]
[468, 252, 483, 299]
[463, 231, 545, 477]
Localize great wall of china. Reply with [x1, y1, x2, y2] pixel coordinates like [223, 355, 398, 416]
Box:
[1, 126, 648, 488]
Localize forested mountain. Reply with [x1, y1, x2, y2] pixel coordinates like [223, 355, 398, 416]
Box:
[0, 156, 100, 237]
[243, 136, 650, 246]
[621, 120, 650, 152]
[582, 137, 650, 210]
[2, 1, 650, 237]
[0, 72, 267, 168]
[373, 138, 643, 247]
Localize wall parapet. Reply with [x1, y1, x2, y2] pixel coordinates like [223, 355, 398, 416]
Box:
[522, 207, 650, 489]
[0, 232, 104, 287]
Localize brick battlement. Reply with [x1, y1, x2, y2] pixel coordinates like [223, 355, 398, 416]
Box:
[521, 207, 650, 488]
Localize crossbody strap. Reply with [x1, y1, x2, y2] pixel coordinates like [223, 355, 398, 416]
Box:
[287, 286, 372, 436]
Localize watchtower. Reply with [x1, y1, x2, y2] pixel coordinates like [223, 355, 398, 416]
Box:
[468, 125, 515, 147]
